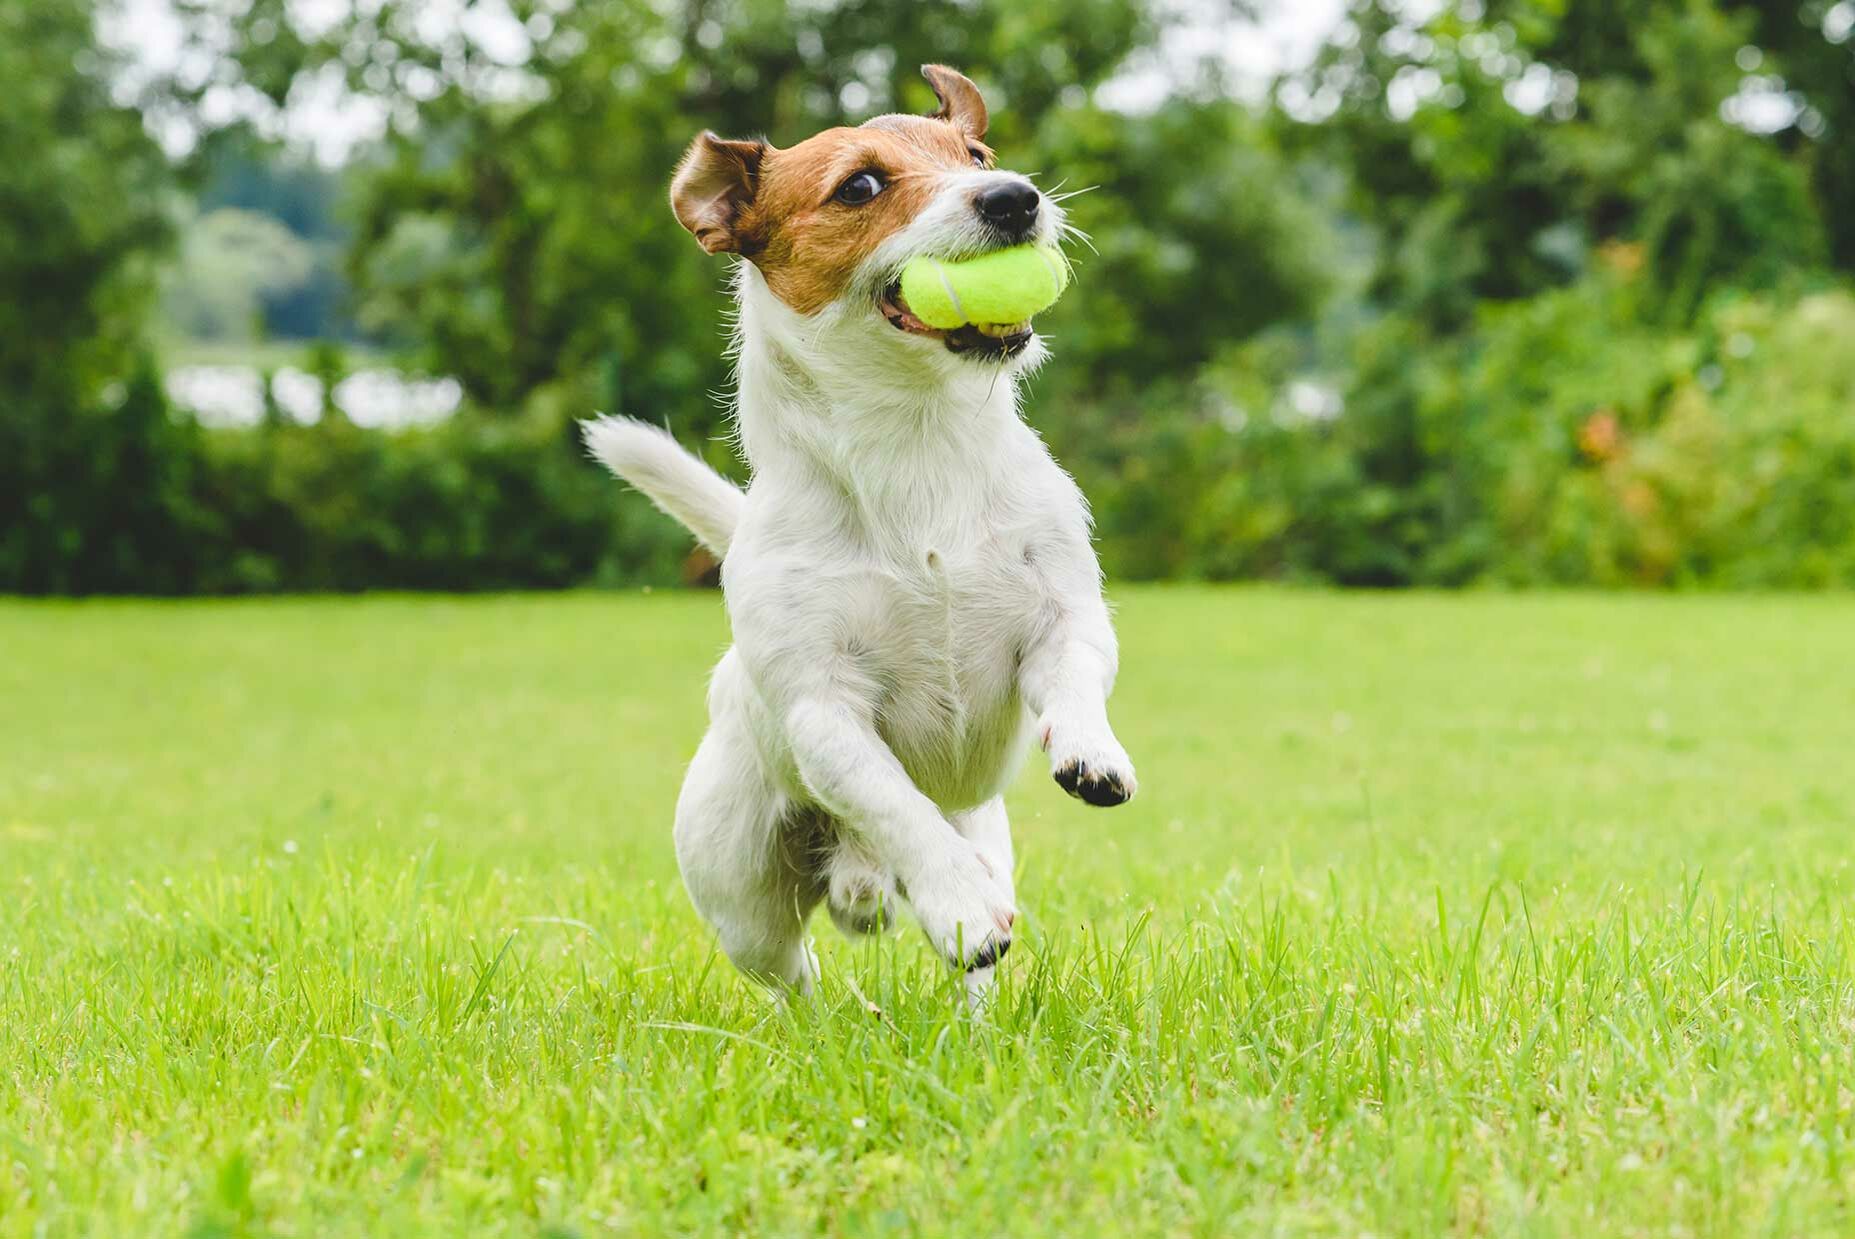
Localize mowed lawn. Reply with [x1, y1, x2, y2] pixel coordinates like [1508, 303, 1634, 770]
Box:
[3, 589, 1853, 1237]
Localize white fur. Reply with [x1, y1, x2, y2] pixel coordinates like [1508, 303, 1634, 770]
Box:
[581, 417, 743, 556]
[583, 172, 1136, 1003]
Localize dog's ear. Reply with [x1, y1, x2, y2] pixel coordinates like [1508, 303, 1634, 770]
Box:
[671, 131, 768, 255]
[921, 64, 987, 141]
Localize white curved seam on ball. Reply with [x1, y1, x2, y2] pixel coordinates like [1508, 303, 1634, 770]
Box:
[931, 260, 969, 325]
[1034, 246, 1066, 297]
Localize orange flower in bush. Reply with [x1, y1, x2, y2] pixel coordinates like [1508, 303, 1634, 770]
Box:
[1578, 409, 1623, 463]
[1596, 240, 1646, 278]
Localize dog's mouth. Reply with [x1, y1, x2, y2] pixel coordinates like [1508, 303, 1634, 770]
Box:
[879, 278, 1034, 360]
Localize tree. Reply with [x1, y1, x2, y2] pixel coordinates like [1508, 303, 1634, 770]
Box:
[163, 208, 317, 341]
[1495, 0, 1855, 272]
[185, 0, 1310, 451]
[1279, 0, 1826, 327]
[0, 0, 198, 593]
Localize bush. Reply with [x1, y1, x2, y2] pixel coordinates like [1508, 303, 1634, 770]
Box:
[9, 284, 1855, 596]
[0, 359, 217, 594]
[1450, 281, 1855, 588]
[182, 399, 695, 594]
[1062, 279, 1855, 590]
[3, 375, 705, 596]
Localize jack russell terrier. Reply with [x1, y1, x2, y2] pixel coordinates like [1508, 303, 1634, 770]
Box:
[584, 64, 1138, 1004]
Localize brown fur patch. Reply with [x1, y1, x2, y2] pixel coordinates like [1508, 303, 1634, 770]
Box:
[670, 133, 767, 256]
[691, 116, 993, 316]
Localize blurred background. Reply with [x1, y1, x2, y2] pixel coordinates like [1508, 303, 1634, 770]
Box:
[5, 0, 1853, 595]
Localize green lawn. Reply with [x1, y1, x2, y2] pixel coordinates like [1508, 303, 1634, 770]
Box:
[4, 589, 1853, 1237]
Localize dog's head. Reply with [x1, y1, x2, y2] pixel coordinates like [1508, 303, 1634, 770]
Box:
[670, 65, 1063, 376]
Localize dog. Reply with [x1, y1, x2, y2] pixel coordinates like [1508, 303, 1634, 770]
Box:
[583, 65, 1137, 1004]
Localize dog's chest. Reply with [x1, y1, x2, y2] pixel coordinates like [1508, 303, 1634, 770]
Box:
[860, 531, 1044, 801]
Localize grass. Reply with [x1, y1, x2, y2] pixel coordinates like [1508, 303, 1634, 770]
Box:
[3, 587, 1854, 1237]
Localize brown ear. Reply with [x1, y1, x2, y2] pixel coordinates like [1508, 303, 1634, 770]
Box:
[921, 64, 987, 140]
[670, 131, 768, 255]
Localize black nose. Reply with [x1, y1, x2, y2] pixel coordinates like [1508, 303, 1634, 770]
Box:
[976, 181, 1040, 238]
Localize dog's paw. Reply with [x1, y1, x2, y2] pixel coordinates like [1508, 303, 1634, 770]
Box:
[903, 847, 1016, 972]
[1039, 716, 1138, 807]
[825, 847, 900, 937]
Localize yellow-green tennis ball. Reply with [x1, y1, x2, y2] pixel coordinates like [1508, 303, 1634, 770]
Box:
[898, 245, 1071, 330]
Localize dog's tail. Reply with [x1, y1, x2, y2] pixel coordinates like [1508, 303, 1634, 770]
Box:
[579, 415, 744, 557]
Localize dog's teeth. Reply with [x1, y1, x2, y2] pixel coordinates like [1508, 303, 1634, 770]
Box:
[973, 321, 1028, 338]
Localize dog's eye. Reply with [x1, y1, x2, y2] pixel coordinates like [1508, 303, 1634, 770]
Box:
[969, 147, 988, 168]
[834, 171, 886, 206]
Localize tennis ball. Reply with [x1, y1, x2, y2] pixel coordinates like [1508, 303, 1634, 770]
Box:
[898, 245, 1071, 331]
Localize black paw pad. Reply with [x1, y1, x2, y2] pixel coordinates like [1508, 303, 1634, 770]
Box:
[1053, 761, 1132, 807]
[962, 935, 1012, 972]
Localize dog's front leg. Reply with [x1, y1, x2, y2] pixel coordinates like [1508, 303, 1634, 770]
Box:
[1020, 589, 1139, 808]
[785, 698, 1016, 971]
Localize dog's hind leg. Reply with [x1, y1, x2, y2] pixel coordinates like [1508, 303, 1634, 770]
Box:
[950, 798, 1016, 1009]
[824, 798, 1011, 966]
[951, 798, 1015, 906]
[674, 653, 824, 994]
[824, 835, 900, 937]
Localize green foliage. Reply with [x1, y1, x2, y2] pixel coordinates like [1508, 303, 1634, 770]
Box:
[194, 131, 349, 242]
[1518, 286, 1855, 587]
[1030, 99, 1332, 394]
[1071, 278, 1855, 589]
[162, 208, 317, 341]
[0, 0, 184, 593]
[1283, 0, 1827, 325]
[1, 362, 220, 595]
[1399, 275, 1855, 590]
[179, 0, 1285, 438]
[10, 0, 1855, 595]
[187, 133, 364, 342]
[1544, 3, 1826, 319]
[1487, 0, 1855, 272]
[176, 403, 690, 593]
[0, 1, 169, 380]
